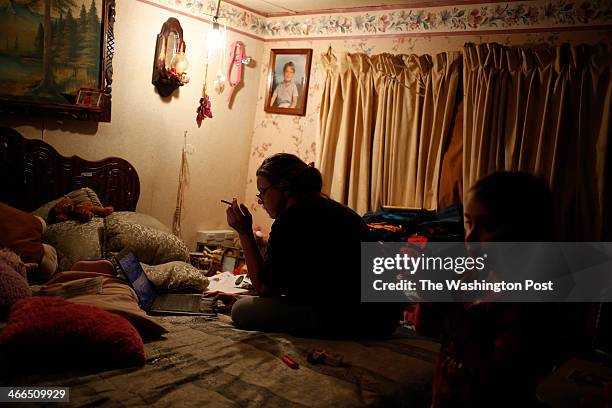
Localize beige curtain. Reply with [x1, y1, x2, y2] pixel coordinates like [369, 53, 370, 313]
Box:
[318, 53, 376, 215]
[318, 51, 462, 214]
[438, 98, 464, 209]
[463, 43, 611, 240]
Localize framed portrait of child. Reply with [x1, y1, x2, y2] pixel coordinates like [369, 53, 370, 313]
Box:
[264, 49, 313, 116]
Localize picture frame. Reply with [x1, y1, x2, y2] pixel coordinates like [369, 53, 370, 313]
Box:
[0, 0, 116, 122]
[264, 49, 312, 116]
[221, 255, 237, 273]
[221, 247, 241, 273]
[76, 88, 103, 109]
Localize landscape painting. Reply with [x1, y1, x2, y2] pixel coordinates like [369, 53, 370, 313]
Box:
[0, 0, 103, 105]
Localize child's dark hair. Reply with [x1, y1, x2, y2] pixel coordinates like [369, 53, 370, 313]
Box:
[256, 153, 322, 197]
[283, 61, 295, 73]
[469, 171, 553, 240]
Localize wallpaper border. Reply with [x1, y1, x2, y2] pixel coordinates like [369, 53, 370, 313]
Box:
[141, 0, 612, 41]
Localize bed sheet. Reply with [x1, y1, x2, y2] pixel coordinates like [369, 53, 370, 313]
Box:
[2, 315, 439, 407]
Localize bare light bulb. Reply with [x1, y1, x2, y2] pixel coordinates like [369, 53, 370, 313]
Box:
[171, 43, 189, 75]
[207, 22, 223, 52]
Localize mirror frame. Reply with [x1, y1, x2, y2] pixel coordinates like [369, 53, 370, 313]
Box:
[152, 18, 186, 97]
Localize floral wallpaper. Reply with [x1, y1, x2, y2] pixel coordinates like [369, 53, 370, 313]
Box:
[243, 30, 610, 232]
[141, 0, 611, 233]
[263, 0, 611, 38]
[149, 0, 611, 40]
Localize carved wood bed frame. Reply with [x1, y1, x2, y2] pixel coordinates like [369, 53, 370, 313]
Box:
[0, 127, 140, 212]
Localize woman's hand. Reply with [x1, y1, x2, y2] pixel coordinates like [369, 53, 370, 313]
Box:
[226, 199, 253, 235]
[204, 291, 238, 314]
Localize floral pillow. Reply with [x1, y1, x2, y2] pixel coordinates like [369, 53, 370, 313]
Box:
[141, 261, 209, 292]
[44, 218, 104, 273]
[105, 211, 171, 234]
[105, 216, 189, 265]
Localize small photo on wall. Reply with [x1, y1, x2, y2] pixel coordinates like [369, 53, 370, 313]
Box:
[76, 88, 103, 109]
[264, 49, 313, 116]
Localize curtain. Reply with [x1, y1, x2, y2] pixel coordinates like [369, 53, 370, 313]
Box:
[318, 53, 376, 215]
[438, 98, 464, 209]
[463, 43, 611, 240]
[318, 51, 462, 214]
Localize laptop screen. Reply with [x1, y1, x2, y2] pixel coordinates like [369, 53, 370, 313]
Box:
[116, 251, 156, 309]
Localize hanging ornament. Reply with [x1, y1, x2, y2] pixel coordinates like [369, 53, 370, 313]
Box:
[213, 23, 227, 95]
[226, 41, 251, 107]
[196, 59, 213, 127]
[213, 69, 226, 94]
[196, 94, 213, 126]
[172, 131, 191, 238]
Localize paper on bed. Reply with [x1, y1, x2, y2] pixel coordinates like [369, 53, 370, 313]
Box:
[205, 271, 249, 294]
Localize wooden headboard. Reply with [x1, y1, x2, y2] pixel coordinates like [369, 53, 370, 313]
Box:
[0, 127, 140, 212]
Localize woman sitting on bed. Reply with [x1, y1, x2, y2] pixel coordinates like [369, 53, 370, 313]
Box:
[222, 153, 399, 338]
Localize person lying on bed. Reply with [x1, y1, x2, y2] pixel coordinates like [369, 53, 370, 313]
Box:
[221, 153, 400, 339]
[416, 172, 580, 407]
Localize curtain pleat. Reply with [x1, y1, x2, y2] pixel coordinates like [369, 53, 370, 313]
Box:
[318, 51, 462, 214]
[463, 43, 612, 240]
[319, 43, 610, 239]
[438, 99, 464, 209]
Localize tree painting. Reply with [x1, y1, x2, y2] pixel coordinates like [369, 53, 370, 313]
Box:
[0, 0, 102, 104]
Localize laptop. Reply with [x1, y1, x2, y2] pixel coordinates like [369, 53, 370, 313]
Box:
[114, 251, 216, 316]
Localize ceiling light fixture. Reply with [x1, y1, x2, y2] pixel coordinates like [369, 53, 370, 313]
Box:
[208, 0, 225, 52]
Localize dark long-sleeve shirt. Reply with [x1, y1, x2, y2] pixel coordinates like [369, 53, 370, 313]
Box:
[260, 193, 367, 303]
[259, 193, 399, 338]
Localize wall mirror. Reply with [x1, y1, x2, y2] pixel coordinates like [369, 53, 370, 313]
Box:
[152, 18, 188, 97]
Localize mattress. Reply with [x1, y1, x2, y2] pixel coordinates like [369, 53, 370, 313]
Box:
[2, 315, 439, 407]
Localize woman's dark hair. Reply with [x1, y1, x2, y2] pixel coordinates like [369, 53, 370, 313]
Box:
[256, 153, 322, 197]
[470, 171, 554, 241]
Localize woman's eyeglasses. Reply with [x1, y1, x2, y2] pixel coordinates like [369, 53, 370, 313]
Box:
[256, 184, 274, 200]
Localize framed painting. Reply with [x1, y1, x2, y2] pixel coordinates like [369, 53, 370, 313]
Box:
[0, 0, 115, 122]
[264, 49, 312, 116]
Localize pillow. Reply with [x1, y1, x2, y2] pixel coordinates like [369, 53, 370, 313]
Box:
[141, 261, 209, 292]
[32, 188, 103, 223]
[0, 202, 44, 264]
[18, 216, 58, 281]
[66, 187, 104, 207]
[42, 271, 168, 338]
[31, 216, 58, 279]
[0, 263, 31, 318]
[105, 216, 189, 265]
[0, 297, 145, 370]
[105, 211, 171, 233]
[0, 248, 27, 278]
[38, 243, 58, 280]
[43, 218, 104, 272]
[31, 200, 60, 223]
